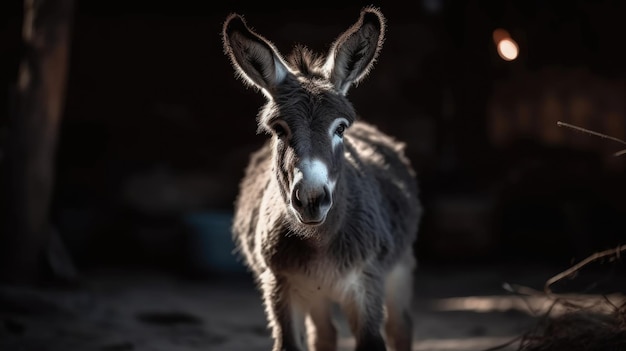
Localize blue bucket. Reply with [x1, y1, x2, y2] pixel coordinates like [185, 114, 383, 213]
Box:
[183, 210, 246, 274]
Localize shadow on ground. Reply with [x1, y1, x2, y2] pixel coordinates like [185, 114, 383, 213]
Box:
[1, 264, 620, 351]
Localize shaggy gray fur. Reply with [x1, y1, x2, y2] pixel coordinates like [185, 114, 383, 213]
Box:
[223, 7, 422, 351]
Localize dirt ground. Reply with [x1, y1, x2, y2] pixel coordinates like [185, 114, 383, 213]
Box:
[0, 264, 615, 351]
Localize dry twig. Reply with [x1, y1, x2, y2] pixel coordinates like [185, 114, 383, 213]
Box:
[544, 244, 626, 296]
[557, 121, 626, 156]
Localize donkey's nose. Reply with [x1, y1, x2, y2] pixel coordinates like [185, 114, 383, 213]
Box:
[291, 183, 331, 215]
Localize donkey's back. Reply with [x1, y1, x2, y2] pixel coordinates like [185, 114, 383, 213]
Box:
[342, 121, 420, 257]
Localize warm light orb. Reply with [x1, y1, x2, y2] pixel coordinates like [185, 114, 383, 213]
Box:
[497, 38, 519, 61]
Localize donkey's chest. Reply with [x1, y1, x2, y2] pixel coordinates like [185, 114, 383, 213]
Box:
[286, 262, 364, 302]
[261, 235, 366, 301]
[261, 232, 318, 271]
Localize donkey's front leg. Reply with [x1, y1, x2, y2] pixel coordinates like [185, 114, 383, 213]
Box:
[261, 271, 306, 351]
[306, 296, 338, 351]
[341, 273, 387, 351]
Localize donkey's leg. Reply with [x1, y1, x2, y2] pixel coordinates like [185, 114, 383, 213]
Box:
[340, 273, 387, 351]
[260, 271, 306, 351]
[305, 297, 338, 351]
[384, 252, 416, 351]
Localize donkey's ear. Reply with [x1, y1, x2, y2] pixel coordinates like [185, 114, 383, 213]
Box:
[325, 7, 385, 95]
[222, 14, 292, 98]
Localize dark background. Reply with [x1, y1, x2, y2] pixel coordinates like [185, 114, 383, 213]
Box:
[1, 0, 625, 278]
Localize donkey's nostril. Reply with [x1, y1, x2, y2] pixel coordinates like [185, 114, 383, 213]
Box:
[320, 186, 331, 207]
[292, 186, 303, 209]
[326, 186, 331, 200]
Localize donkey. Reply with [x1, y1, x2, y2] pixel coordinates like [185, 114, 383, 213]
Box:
[222, 7, 422, 351]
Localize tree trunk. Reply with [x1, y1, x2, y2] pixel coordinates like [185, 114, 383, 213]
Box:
[0, 0, 74, 284]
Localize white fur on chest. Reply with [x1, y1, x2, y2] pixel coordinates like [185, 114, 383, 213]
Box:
[287, 263, 364, 305]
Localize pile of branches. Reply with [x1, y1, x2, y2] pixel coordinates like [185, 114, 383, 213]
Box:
[518, 303, 626, 351]
[486, 122, 626, 351]
[489, 244, 626, 351]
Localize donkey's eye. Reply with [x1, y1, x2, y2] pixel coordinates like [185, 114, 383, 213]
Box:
[335, 123, 347, 137]
[271, 121, 289, 138]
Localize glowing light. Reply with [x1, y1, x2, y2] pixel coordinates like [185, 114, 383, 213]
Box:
[492, 28, 520, 62]
[497, 38, 519, 61]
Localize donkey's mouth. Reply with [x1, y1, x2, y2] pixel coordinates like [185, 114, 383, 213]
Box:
[291, 210, 327, 227]
[300, 218, 325, 226]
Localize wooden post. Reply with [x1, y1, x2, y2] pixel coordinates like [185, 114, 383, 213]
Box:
[0, 0, 74, 283]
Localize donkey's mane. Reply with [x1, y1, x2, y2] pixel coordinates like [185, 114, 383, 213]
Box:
[287, 45, 326, 79]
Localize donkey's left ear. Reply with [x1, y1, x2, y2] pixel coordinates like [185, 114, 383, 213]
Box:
[325, 7, 385, 95]
[222, 13, 292, 99]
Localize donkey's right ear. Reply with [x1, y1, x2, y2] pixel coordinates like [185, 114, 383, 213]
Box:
[222, 14, 292, 99]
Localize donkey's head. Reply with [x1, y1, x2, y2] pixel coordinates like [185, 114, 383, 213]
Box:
[223, 8, 385, 226]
